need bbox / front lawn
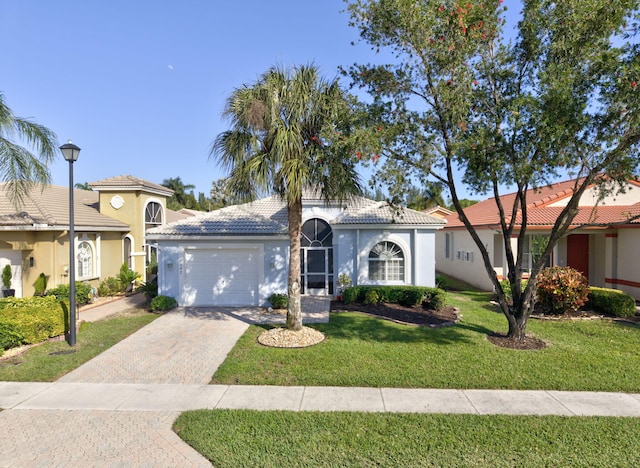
[212,291,640,392]
[174,410,640,467]
[0,309,158,381]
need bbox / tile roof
[89,175,173,196]
[0,184,129,230]
[445,178,640,229]
[147,194,445,238]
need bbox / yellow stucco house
[0,175,185,297]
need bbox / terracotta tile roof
[89,175,173,196]
[445,178,640,229]
[0,184,129,230]
[147,194,445,238]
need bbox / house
[435,178,640,299]
[423,206,454,219]
[0,175,189,297]
[146,192,446,307]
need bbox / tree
[74,182,92,191]
[209,178,245,210]
[0,92,58,204]
[346,0,640,340]
[161,177,199,210]
[212,64,367,331]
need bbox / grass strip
[212,291,640,392]
[0,310,157,381]
[175,410,640,467]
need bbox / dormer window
[145,201,163,231]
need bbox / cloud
[168,65,174,71]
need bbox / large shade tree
[212,64,367,331]
[0,92,58,204]
[346,0,640,340]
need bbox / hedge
[0,296,67,349]
[46,282,94,306]
[342,285,446,310]
[587,287,637,318]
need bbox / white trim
[359,234,411,285]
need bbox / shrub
[268,293,288,309]
[536,266,589,315]
[33,273,48,296]
[424,288,447,311]
[0,296,66,344]
[98,276,123,296]
[119,263,141,292]
[150,295,177,312]
[588,287,636,318]
[136,280,158,300]
[400,289,425,307]
[364,289,380,305]
[46,282,94,305]
[2,264,12,289]
[0,322,25,350]
[342,286,358,304]
[499,279,529,302]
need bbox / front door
[300,218,334,296]
[567,234,589,280]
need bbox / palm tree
[0,92,58,204]
[212,64,364,331]
[161,177,198,210]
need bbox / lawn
[212,291,640,392]
[174,410,640,467]
[0,309,158,381]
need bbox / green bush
[33,273,48,296]
[136,280,158,300]
[536,266,589,315]
[46,282,94,305]
[588,287,637,318]
[364,289,380,305]
[0,296,66,344]
[0,322,25,350]
[150,295,177,312]
[98,276,123,296]
[268,293,288,309]
[341,286,446,310]
[119,263,141,292]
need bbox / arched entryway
[300,218,334,295]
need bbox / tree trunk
[286,198,303,331]
[506,314,527,341]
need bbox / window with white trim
[77,240,94,279]
[368,241,405,281]
[145,201,163,231]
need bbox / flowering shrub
[536,266,589,315]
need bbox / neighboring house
[0,175,190,297]
[423,206,454,219]
[436,178,640,299]
[146,192,446,307]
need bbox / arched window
[77,240,94,279]
[301,218,332,247]
[123,236,133,268]
[368,241,405,281]
[145,201,163,231]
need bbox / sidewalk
[1,295,639,466]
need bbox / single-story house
[146,192,446,307]
[0,175,190,297]
[436,178,640,299]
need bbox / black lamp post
[60,140,81,346]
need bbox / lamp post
[60,140,81,346]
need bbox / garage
[181,247,261,306]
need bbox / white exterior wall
[548,182,640,207]
[616,229,640,299]
[435,229,496,291]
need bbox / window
[445,232,454,259]
[77,241,94,279]
[145,201,163,231]
[368,241,405,281]
[123,236,133,268]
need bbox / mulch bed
[330,301,460,328]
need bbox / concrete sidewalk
[2,381,640,417]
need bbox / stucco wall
[616,229,640,299]
[435,229,495,291]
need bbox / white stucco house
[146,193,446,307]
[436,177,640,300]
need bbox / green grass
[212,291,640,392]
[0,309,158,381]
[174,410,640,467]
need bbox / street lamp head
[60,140,81,162]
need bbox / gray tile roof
[147,194,445,238]
[89,175,173,196]
[0,184,129,230]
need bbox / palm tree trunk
[286,197,303,331]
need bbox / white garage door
[183,248,260,306]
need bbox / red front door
[567,234,589,280]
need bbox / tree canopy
[345,0,640,339]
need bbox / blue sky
[2,1,521,201]
[2,0,373,197]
